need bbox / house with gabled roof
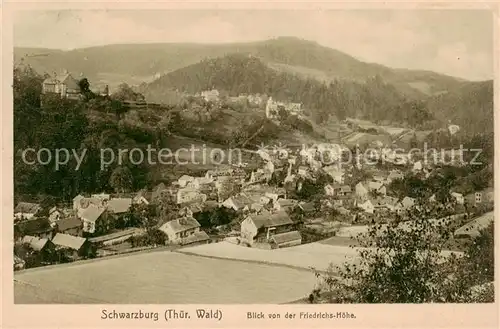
[151,182,168,201]
[270,230,302,248]
[177,175,195,188]
[80,204,106,234]
[42,70,81,99]
[133,188,153,205]
[367,181,387,196]
[56,215,83,236]
[357,199,375,214]
[386,170,404,184]
[48,206,74,226]
[21,235,52,252]
[106,197,132,214]
[14,217,54,240]
[159,216,210,245]
[51,233,89,260]
[395,196,416,214]
[373,196,399,213]
[355,182,369,200]
[222,193,254,212]
[273,198,299,212]
[240,210,294,245]
[14,202,42,220]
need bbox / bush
[312,202,495,303]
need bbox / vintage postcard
[2,1,498,328]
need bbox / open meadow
[14,251,317,304]
[180,241,363,272]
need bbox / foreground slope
[14,251,316,304]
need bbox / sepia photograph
[10,7,495,307]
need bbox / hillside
[141,54,434,127]
[425,80,494,134]
[15,37,465,95]
[141,53,493,134]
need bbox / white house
[159,216,209,245]
[450,192,464,205]
[324,184,336,196]
[355,182,369,200]
[42,70,81,99]
[80,204,105,234]
[222,193,253,212]
[201,89,220,102]
[358,199,375,214]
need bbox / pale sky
[14,9,494,80]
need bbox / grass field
[14,251,316,304]
[180,241,363,272]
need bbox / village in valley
[12,9,495,304]
[14,70,493,281]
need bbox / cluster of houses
[265,97,303,119]
[13,193,142,269]
[13,140,494,269]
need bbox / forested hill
[141,53,493,134]
[425,80,494,134]
[16,37,465,95]
[141,54,431,128]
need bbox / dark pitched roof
[14,202,41,214]
[21,235,49,251]
[251,210,293,229]
[52,233,86,250]
[299,202,316,212]
[180,231,210,245]
[271,231,302,244]
[152,182,167,200]
[106,198,132,214]
[80,205,105,223]
[15,218,52,235]
[57,216,82,232]
[340,185,352,193]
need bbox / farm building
[240,210,295,246]
[88,228,145,247]
[270,231,302,248]
[56,215,83,236]
[51,233,89,260]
